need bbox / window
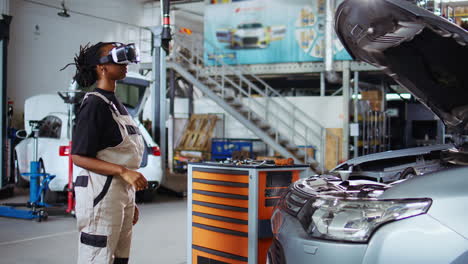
[38,116,62,139]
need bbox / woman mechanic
[65,42,148,264]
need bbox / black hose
[400,167,416,180]
[38,158,46,174]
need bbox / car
[232,22,269,48]
[14,72,163,203]
[267,0,468,263]
[216,22,286,49]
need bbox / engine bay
[294,147,466,199]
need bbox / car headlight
[296,197,432,242]
[282,191,309,215]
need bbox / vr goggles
[98,43,140,65]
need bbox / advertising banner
[204,0,352,65]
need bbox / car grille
[268,238,286,264]
[243,37,258,45]
[216,32,229,38]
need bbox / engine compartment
[294,147,465,199]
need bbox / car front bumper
[269,208,468,264]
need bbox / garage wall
[8,0,147,128]
[158,96,344,144]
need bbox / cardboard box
[361,90,383,101]
[369,100,383,111]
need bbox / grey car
[267,0,468,263]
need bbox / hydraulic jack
[0,120,56,222]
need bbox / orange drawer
[192,204,248,221]
[193,193,248,208]
[192,226,248,257]
[193,171,249,183]
[192,249,247,264]
[193,182,249,196]
[258,238,273,264]
[192,215,248,233]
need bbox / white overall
[74,92,144,264]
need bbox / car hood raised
[335,0,468,135]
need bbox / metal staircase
[167,33,339,166]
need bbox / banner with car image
[204,0,352,65]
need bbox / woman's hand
[133,206,139,225]
[120,167,148,191]
[71,155,148,190]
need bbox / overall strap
[82,92,120,115]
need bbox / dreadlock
[61,42,113,88]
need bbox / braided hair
[61,42,115,87]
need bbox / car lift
[57,90,83,215]
[0,121,56,222]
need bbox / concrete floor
[0,189,187,264]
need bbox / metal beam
[0,39,3,188]
[353,71,359,159]
[168,69,175,173]
[324,0,335,73]
[342,61,351,161]
[320,72,325,96]
[159,1,167,179]
[188,82,193,118]
[150,27,162,142]
[202,61,380,76]
[169,69,175,116]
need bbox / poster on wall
[204,0,352,66]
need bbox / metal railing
[169,32,340,166]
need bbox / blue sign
[204,0,352,65]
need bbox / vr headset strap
[98,55,113,64]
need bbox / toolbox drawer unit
[187,163,309,264]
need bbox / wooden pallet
[176,114,219,152]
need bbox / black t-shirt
[71,88,129,158]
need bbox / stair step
[258,123,271,130]
[266,129,276,137]
[251,117,261,123]
[294,154,306,161]
[238,109,249,115]
[229,101,243,108]
[278,138,289,145]
[224,95,236,102]
[209,86,223,93]
[286,146,299,152]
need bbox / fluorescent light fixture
[351,93,412,100]
[386,93,412,100]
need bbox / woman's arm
[72,154,148,191]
